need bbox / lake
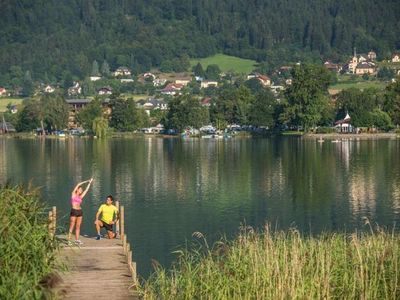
[1,136,400,277]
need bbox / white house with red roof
[392,53,400,63]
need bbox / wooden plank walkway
[58,236,139,299]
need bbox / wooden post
[52,206,57,236]
[126,242,130,256]
[48,211,53,237]
[131,262,137,284]
[115,201,120,236]
[128,250,132,266]
[120,206,125,241]
[123,234,127,253]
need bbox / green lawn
[190,54,257,74]
[330,81,388,91]
[0,98,24,112]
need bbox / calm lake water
[1,137,400,276]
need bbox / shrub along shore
[141,226,400,299]
[0,185,59,299]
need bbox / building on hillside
[68,82,82,96]
[335,113,354,133]
[44,85,55,93]
[113,67,131,77]
[368,51,377,61]
[174,78,191,86]
[0,87,7,96]
[160,83,184,95]
[247,73,272,86]
[324,61,342,73]
[392,53,400,63]
[120,78,134,83]
[153,78,167,87]
[137,98,167,115]
[354,62,377,75]
[90,76,102,81]
[200,80,218,89]
[98,87,112,95]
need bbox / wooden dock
[48,205,139,299]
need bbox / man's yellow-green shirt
[98,204,118,224]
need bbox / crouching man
[94,195,119,240]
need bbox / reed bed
[0,185,59,299]
[141,225,400,299]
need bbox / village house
[44,85,55,93]
[98,86,112,95]
[68,82,82,96]
[247,73,272,86]
[0,87,7,96]
[113,67,131,77]
[120,78,134,83]
[160,83,184,95]
[174,77,191,86]
[323,61,342,73]
[392,53,400,63]
[137,98,167,115]
[200,80,218,89]
[90,76,102,81]
[368,51,377,61]
[153,78,167,87]
[346,50,377,75]
[143,72,156,80]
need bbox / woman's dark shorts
[100,221,113,232]
[70,208,83,217]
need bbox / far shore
[303,132,400,139]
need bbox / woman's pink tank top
[71,195,82,206]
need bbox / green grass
[190,54,257,74]
[330,81,388,91]
[0,98,24,112]
[140,226,400,299]
[0,185,60,299]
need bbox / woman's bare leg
[75,216,82,241]
[68,216,76,240]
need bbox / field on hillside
[190,54,257,74]
[0,98,23,112]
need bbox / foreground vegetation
[141,226,400,299]
[0,185,59,299]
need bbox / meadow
[190,54,257,74]
[0,98,23,112]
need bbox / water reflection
[0,137,399,276]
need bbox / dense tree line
[0,0,399,86]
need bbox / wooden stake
[52,206,57,236]
[48,211,53,237]
[115,201,120,235]
[120,206,125,240]
[123,234,127,253]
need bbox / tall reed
[141,225,400,299]
[0,185,59,299]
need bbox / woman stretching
[68,178,93,244]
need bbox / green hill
[190,54,257,74]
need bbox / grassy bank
[0,185,59,299]
[141,226,400,299]
[190,54,256,74]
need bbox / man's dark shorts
[70,208,83,217]
[100,220,113,232]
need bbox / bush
[0,185,59,299]
[316,126,336,133]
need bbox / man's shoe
[75,240,84,245]
[95,235,101,240]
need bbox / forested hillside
[0,0,399,83]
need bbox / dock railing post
[120,205,125,241]
[48,210,53,237]
[52,206,57,236]
[115,201,120,236]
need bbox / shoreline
[303,133,400,140]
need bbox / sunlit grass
[190,54,257,74]
[141,225,400,299]
[0,185,59,299]
[0,98,24,112]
